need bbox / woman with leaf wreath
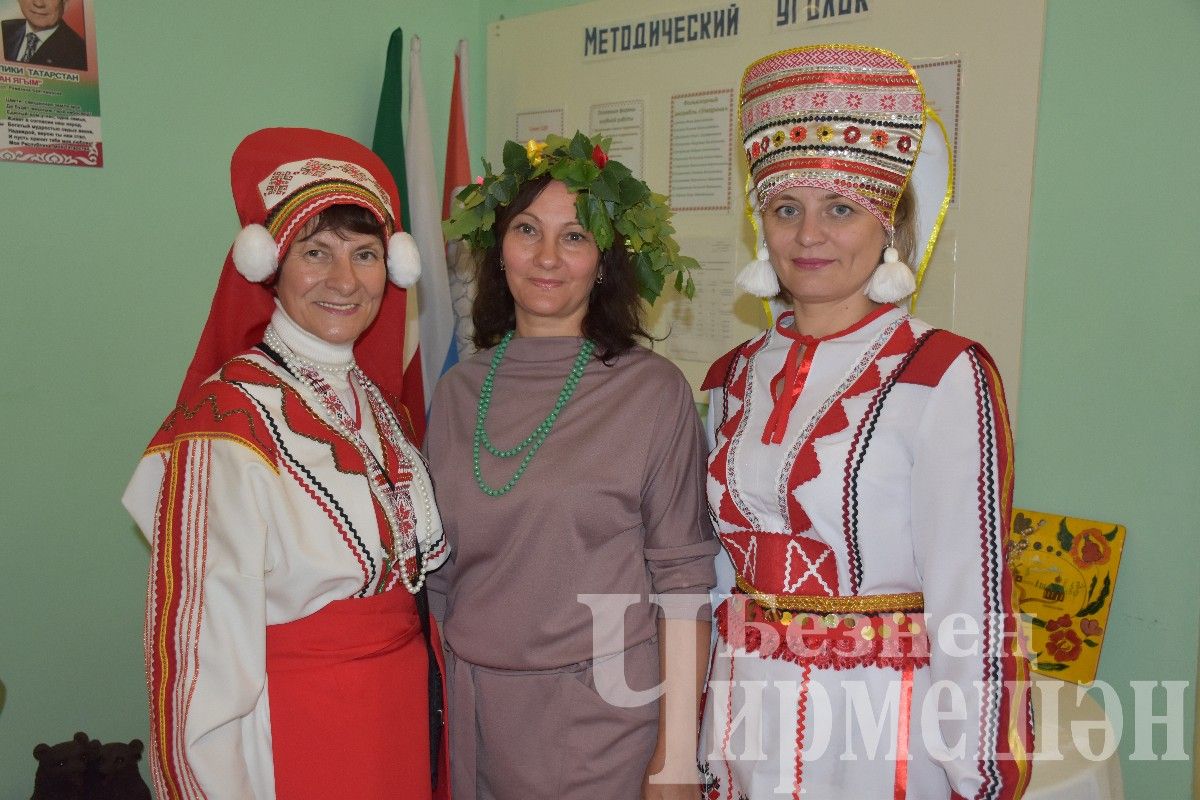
[432,132,718,799]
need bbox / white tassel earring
[735,210,781,298]
[864,236,916,304]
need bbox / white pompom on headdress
[734,181,781,298]
[232,224,279,283]
[387,231,421,287]
[864,244,916,304]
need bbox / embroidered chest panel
[707,317,923,596]
[228,355,409,597]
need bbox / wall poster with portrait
[485,0,1046,417]
[0,0,101,167]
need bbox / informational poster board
[0,0,101,167]
[486,0,1045,410]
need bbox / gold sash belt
[735,575,924,614]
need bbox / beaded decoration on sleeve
[443,132,698,304]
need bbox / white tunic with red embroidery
[699,306,1032,800]
[123,309,448,799]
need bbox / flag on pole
[406,35,458,406]
[441,40,471,221]
[443,39,476,358]
[370,27,426,444]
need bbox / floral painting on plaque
[1008,509,1126,684]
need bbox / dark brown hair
[891,185,917,266]
[471,175,649,362]
[290,204,389,252]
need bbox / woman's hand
[641,748,701,800]
[641,774,700,800]
[641,616,709,799]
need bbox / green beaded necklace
[473,330,596,497]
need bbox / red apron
[266,587,449,799]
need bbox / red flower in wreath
[1045,628,1083,662]
[591,144,608,169]
[761,135,771,152]
[843,126,862,145]
[751,142,761,159]
[1070,527,1112,568]
[1044,614,1072,632]
[897,135,913,154]
[870,129,889,149]
[790,125,807,143]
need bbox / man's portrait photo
[3,0,87,70]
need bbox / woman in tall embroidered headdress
[698,46,1033,799]
[435,132,718,799]
[123,128,449,799]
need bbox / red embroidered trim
[838,324,919,594]
[719,530,840,598]
[722,656,736,800]
[894,662,913,800]
[786,318,911,540]
[793,661,812,800]
[715,596,930,671]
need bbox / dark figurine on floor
[30,733,150,800]
[90,740,150,800]
[31,732,96,800]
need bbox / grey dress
[426,336,718,799]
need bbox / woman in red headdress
[124,128,449,799]
[698,47,1033,799]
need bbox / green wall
[1017,2,1200,797]
[1,1,1195,798]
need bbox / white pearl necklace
[264,328,353,379]
[264,327,433,594]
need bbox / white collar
[22,23,59,44]
[265,302,356,385]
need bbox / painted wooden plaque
[1009,509,1126,684]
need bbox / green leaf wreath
[442,132,698,304]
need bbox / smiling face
[275,222,388,346]
[762,186,887,325]
[18,0,67,31]
[500,180,600,337]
